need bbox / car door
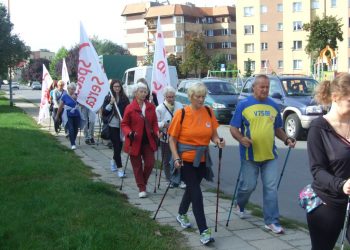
[269,78,285,112]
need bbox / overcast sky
[0,0,236,53]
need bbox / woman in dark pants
[306,73,350,250]
[102,79,129,177]
[168,82,225,245]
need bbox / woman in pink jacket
[121,82,159,198]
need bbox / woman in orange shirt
[168,82,225,245]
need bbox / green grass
[0,95,188,250]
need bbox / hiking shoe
[176,214,191,228]
[236,205,246,219]
[90,138,95,145]
[200,228,213,245]
[139,191,147,198]
[264,223,284,234]
[71,145,76,150]
[117,169,126,178]
[110,160,117,172]
[179,182,186,189]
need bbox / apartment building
[30,49,55,61]
[236,0,350,75]
[121,2,236,65]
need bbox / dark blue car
[175,78,239,124]
[239,75,325,139]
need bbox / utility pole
[7,0,14,106]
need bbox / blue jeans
[66,116,80,146]
[236,159,280,225]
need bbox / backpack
[180,106,211,125]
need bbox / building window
[222,42,232,48]
[175,45,183,52]
[261,5,267,13]
[244,7,254,16]
[277,3,283,12]
[206,29,214,36]
[331,0,336,7]
[207,17,213,23]
[174,30,183,38]
[245,43,254,53]
[293,21,303,31]
[293,41,302,50]
[348,38,350,48]
[244,60,256,71]
[278,42,283,49]
[278,60,284,68]
[225,54,235,61]
[277,23,283,31]
[261,24,268,32]
[244,25,254,35]
[174,16,184,23]
[293,59,302,69]
[293,2,302,12]
[207,43,214,49]
[261,60,267,69]
[311,0,320,9]
[261,42,268,50]
[222,29,230,35]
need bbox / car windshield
[205,81,237,95]
[281,78,318,96]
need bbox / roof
[200,6,235,16]
[121,3,150,16]
[145,4,204,18]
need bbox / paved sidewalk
[13,95,311,250]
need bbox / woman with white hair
[56,82,81,150]
[121,82,159,198]
[156,86,184,187]
[168,82,225,245]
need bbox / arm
[169,135,182,169]
[156,106,164,129]
[275,128,296,148]
[52,90,59,107]
[211,128,225,148]
[120,107,132,136]
[230,126,252,148]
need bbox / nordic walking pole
[341,196,350,250]
[157,139,166,189]
[154,139,160,193]
[215,138,224,232]
[277,147,292,190]
[96,112,102,146]
[120,133,134,191]
[153,169,177,220]
[226,166,242,227]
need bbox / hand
[240,137,253,148]
[343,180,350,195]
[174,158,183,169]
[128,131,135,141]
[215,138,225,148]
[285,137,296,148]
[110,96,115,105]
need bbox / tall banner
[77,22,110,112]
[38,64,53,123]
[151,16,171,104]
[61,58,70,90]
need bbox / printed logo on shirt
[253,110,271,116]
[205,121,211,128]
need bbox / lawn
[0,94,187,250]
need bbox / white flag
[151,16,171,104]
[77,22,110,112]
[38,64,53,123]
[61,58,70,90]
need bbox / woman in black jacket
[102,79,130,177]
[306,73,350,250]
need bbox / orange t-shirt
[168,106,219,162]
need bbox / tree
[91,36,129,56]
[21,58,50,82]
[65,45,79,82]
[180,34,208,78]
[244,58,253,77]
[209,53,227,71]
[167,54,183,78]
[142,52,154,66]
[303,15,343,59]
[0,3,30,79]
[49,47,68,79]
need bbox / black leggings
[178,162,207,234]
[307,203,349,250]
[109,127,123,169]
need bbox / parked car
[175,78,239,123]
[239,75,324,139]
[11,82,20,90]
[31,81,42,90]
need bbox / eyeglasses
[166,95,175,98]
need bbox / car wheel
[284,113,302,139]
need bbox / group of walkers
[48,73,350,248]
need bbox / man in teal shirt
[230,75,296,234]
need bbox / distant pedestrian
[121,82,159,198]
[52,80,66,134]
[155,86,184,188]
[229,74,296,234]
[56,82,82,150]
[80,105,96,145]
[306,73,350,250]
[102,79,130,177]
[168,82,225,245]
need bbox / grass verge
[0,94,188,250]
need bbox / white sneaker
[71,145,76,150]
[179,182,186,189]
[264,223,284,234]
[117,169,126,178]
[110,160,117,172]
[236,205,246,219]
[139,191,147,198]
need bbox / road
[7,84,312,224]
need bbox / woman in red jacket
[121,82,159,198]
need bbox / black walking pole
[226,166,242,227]
[341,196,350,250]
[120,134,134,191]
[215,138,223,232]
[153,169,177,220]
[157,140,166,189]
[96,112,102,146]
[153,139,160,193]
[277,147,291,190]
